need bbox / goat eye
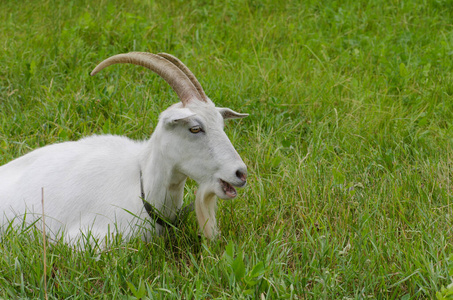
[189,126,202,134]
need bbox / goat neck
[140,125,187,223]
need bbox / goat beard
[195,183,218,240]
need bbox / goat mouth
[220,179,237,198]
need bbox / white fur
[0,99,247,244]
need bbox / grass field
[1,0,453,298]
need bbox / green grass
[1,0,453,298]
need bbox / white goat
[0,52,248,244]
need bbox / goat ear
[163,108,196,125]
[217,107,249,120]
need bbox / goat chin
[195,183,219,240]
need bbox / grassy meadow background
[1,0,453,298]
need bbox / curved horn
[90,52,202,105]
[157,53,208,103]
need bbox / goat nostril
[236,170,247,182]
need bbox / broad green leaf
[248,261,266,279]
[232,250,245,281]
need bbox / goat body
[0,52,248,244]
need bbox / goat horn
[90,52,202,105]
[157,53,208,103]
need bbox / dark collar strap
[139,170,194,228]
[140,170,168,227]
